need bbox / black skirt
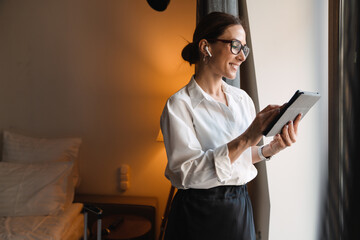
[164,185,255,240]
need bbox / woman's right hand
[228,104,282,164]
[242,104,282,147]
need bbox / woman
[160,12,301,240]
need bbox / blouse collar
[187,75,242,108]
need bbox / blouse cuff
[214,144,232,183]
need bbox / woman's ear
[199,39,212,57]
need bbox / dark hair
[182,12,243,65]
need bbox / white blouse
[160,76,258,189]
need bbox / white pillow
[2,131,81,162]
[2,131,82,208]
[0,161,73,217]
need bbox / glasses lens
[243,46,250,58]
[231,40,242,55]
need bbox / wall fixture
[117,164,130,191]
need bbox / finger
[281,124,292,146]
[288,121,297,142]
[261,104,281,113]
[294,113,302,123]
[280,102,288,109]
[261,108,281,127]
[257,108,281,134]
[293,113,302,135]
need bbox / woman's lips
[230,63,239,71]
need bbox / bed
[0,203,84,240]
[0,130,84,240]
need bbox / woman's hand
[242,105,282,147]
[228,105,281,163]
[265,113,302,156]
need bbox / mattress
[0,203,84,240]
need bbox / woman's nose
[236,51,246,61]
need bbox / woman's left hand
[267,113,302,155]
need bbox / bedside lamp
[156,129,176,240]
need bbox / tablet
[263,90,321,137]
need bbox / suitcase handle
[83,204,103,240]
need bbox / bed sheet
[61,214,84,240]
[0,203,83,240]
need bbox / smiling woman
[160,11,301,240]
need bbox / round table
[92,214,151,240]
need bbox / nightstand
[75,194,157,240]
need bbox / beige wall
[248,0,328,239]
[0,0,196,236]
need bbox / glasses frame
[208,39,250,58]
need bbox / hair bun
[181,42,199,65]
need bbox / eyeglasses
[208,39,250,58]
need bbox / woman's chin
[224,73,237,80]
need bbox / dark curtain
[197,1,270,240]
[327,0,360,239]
